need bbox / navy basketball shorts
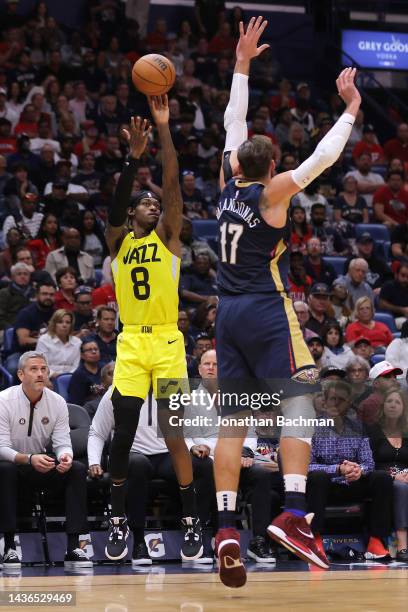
[215,292,319,416]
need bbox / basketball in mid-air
[132,54,176,96]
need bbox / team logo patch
[292,368,320,384]
[41,417,49,425]
[19,418,26,425]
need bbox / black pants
[239,466,284,537]
[306,470,393,538]
[126,452,215,531]
[0,460,88,535]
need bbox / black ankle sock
[4,533,15,551]
[284,491,306,513]
[179,482,197,518]
[111,481,126,517]
[218,510,236,529]
[132,528,145,551]
[67,534,79,552]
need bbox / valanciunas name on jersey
[122,243,161,265]
[216,196,261,229]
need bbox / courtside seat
[53,374,72,401]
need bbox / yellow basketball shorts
[112,324,188,399]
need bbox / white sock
[216,491,237,512]
[284,474,307,494]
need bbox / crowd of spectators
[0,0,408,567]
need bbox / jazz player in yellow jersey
[104,96,203,562]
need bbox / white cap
[368,360,402,380]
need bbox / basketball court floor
[1,560,407,611]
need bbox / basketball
[132,54,176,96]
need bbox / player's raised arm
[261,67,362,227]
[105,117,152,257]
[148,94,183,256]
[221,16,269,189]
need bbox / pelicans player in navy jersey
[214,17,362,587]
[104,96,202,563]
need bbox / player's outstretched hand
[148,94,170,126]
[336,67,361,107]
[122,116,152,160]
[236,15,269,62]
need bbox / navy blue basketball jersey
[216,178,290,295]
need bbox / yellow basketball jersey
[111,230,180,325]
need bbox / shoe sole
[131,558,153,567]
[2,563,21,569]
[247,549,276,563]
[64,561,93,569]
[267,525,329,569]
[364,552,390,560]
[105,527,129,561]
[180,544,204,562]
[217,539,247,588]
[182,556,214,565]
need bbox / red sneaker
[267,511,329,569]
[365,536,390,560]
[215,528,247,588]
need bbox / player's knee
[279,394,315,439]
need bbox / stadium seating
[355,224,390,242]
[53,374,72,401]
[323,256,347,277]
[1,327,14,360]
[371,354,386,366]
[0,365,13,390]
[374,311,397,333]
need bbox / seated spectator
[293,301,319,342]
[45,227,95,285]
[306,335,325,370]
[34,144,57,193]
[83,306,117,364]
[334,175,369,224]
[320,322,353,369]
[304,238,337,287]
[88,387,215,565]
[307,380,393,560]
[305,283,336,337]
[270,80,295,116]
[54,266,78,311]
[373,171,408,229]
[352,337,374,363]
[337,259,374,310]
[310,204,349,256]
[83,361,115,419]
[290,205,312,253]
[345,152,385,209]
[208,22,235,55]
[180,216,217,272]
[0,228,26,279]
[2,192,43,240]
[0,119,16,157]
[43,164,88,206]
[5,281,56,378]
[352,124,385,164]
[287,251,312,302]
[78,210,107,269]
[36,309,81,378]
[0,263,34,339]
[282,122,310,165]
[181,171,207,220]
[344,233,393,292]
[0,351,91,570]
[187,332,213,378]
[368,387,408,561]
[4,162,38,206]
[27,213,63,270]
[29,119,60,155]
[290,94,314,135]
[329,280,351,329]
[180,253,218,310]
[345,296,393,348]
[67,340,102,406]
[7,136,40,176]
[391,217,408,261]
[73,123,106,159]
[94,135,123,176]
[73,153,102,196]
[319,365,347,381]
[384,123,408,164]
[73,286,95,338]
[135,165,163,201]
[184,349,281,563]
[177,309,195,356]
[345,356,371,406]
[385,320,408,377]
[190,301,217,340]
[92,281,116,309]
[379,261,408,329]
[358,361,402,426]
[291,180,328,223]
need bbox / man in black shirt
[73,286,95,337]
[343,233,393,290]
[391,221,408,260]
[180,254,218,309]
[305,283,336,337]
[5,282,56,378]
[379,262,408,328]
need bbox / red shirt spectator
[352,124,385,164]
[345,320,393,348]
[92,284,117,309]
[373,171,408,227]
[208,23,236,54]
[384,123,408,163]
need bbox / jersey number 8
[220,222,244,264]
[131,266,150,300]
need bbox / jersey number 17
[219,222,244,264]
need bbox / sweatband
[108,157,139,227]
[224,72,249,152]
[292,112,355,188]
